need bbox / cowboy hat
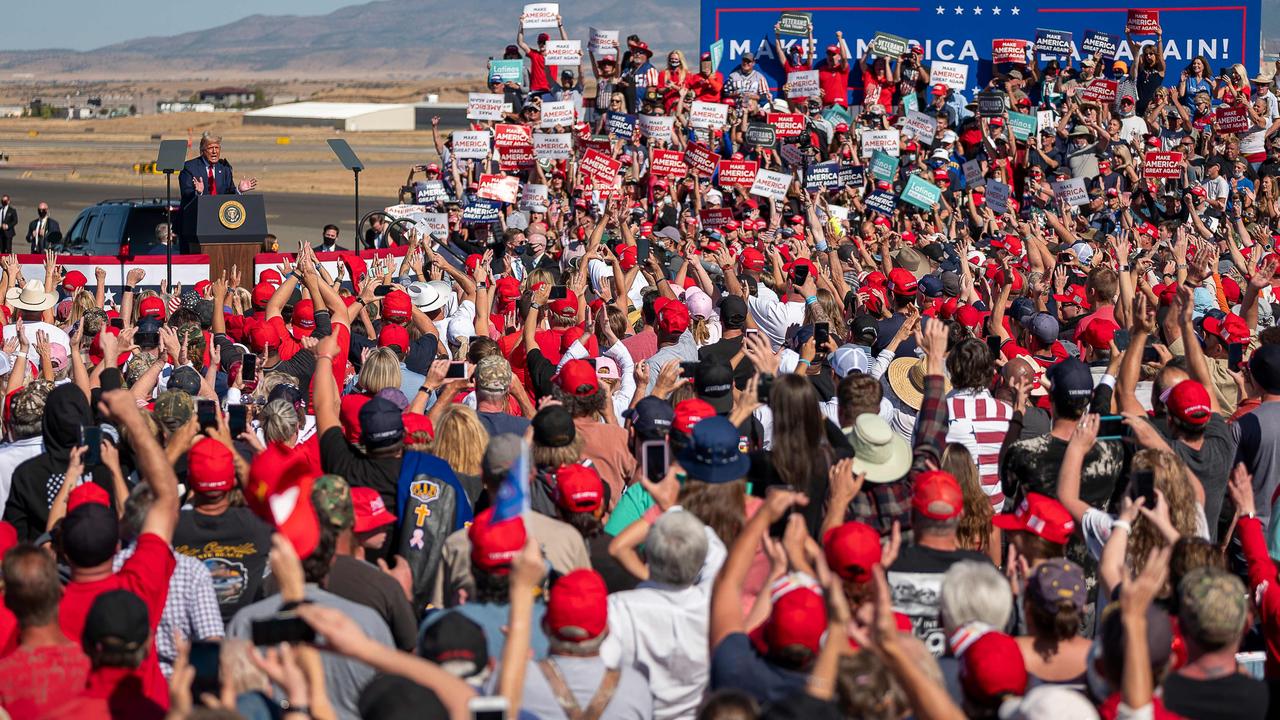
[6,280,56,312]
[886,356,951,410]
[406,281,448,313]
[845,414,912,483]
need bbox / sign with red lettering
[494,124,535,170]
[1143,151,1184,178]
[684,142,721,178]
[717,159,759,187]
[477,174,520,204]
[580,149,622,185]
[650,149,688,178]
[766,112,806,138]
[1126,9,1160,34]
[1215,105,1251,133]
[992,39,1029,64]
[700,208,735,228]
[1080,79,1118,103]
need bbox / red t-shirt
[861,70,894,109]
[527,49,550,92]
[0,643,91,720]
[0,605,17,656]
[818,61,850,106]
[58,533,176,713]
[45,666,165,720]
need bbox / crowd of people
[2,8,1280,720]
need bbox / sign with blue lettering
[699,0,1259,103]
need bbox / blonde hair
[429,405,488,477]
[944,444,994,554]
[65,289,95,328]
[1128,449,1200,573]
[358,348,402,394]
[690,315,711,345]
[260,399,300,445]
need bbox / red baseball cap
[548,288,579,318]
[245,446,320,559]
[188,437,235,494]
[1202,313,1249,344]
[379,324,411,353]
[991,235,1023,256]
[823,521,882,583]
[1079,319,1119,349]
[931,83,948,96]
[251,282,275,309]
[672,398,716,435]
[546,569,609,641]
[654,297,690,334]
[555,464,604,513]
[340,394,372,445]
[1165,379,1212,426]
[912,470,963,520]
[62,270,88,293]
[954,303,988,329]
[739,248,766,271]
[402,412,434,443]
[992,492,1075,545]
[382,289,412,322]
[291,299,316,336]
[468,508,526,576]
[67,482,111,513]
[888,268,918,296]
[959,631,1028,703]
[553,359,600,397]
[260,269,284,287]
[351,486,397,533]
[194,280,211,297]
[248,322,280,355]
[750,582,828,659]
[139,296,166,319]
[617,245,638,271]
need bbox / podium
[191,194,268,281]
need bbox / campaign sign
[902,110,937,143]
[685,142,721,177]
[870,151,900,181]
[767,112,806,138]
[992,39,1028,64]
[639,114,675,141]
[977,93,1006,117]
[489,59,523,83]
[533,132,572,159]
[778,11,812,35]
[519,184,549,211]
[963,159,985,187]
[745,122,777,148]
[1215,105,1251,133]
[779,143,804,166]
[870,31,909,57]
[690,101,729,129]
[1081,30,1121,59]
[838,165,866,187]
[453,131,491,159]
[580,149,622,184]
[862,129,900,157]
[478,174,520,204]
[418,212,449,238]
[1007,111,1037,140]
[787,70,820,98]
[1143,151,1184,178]
[650,148,688,177]
[468,93,505,121]
[901,175,942,210]
[804,161,842,190]
[1035,29,1073,57]
[699,0,1260,104]
[1080,79,1118,104]
[413,180,450,205]
[1127,9,1160,35]
[718,159,759,187]
[605,111,638,140]
[985,179,1011,214]
[544,40,581,64]
[701,208,736,228]
[540,100,575,127]
[522,3,558,28]
[1051,177,1089,206]
[462,198,502,224]
[932,61,968,91]
[750,168,792,200]
[589,28,619,57]
[865,190,898,216]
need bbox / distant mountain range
[0,0,698,80]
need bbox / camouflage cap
[311,474,354,531]
[475,355,513,394]
[10,382,51,430]
[153,390,194,432]
[1178,567,1247,648]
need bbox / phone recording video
[197,400,218,432]
[814,322,830,347]
[445,361,469,379]
[641,440,670,484]
[549,285,568,300]
[1097,415,1126,441]
[250,613,316,646]
[228,405,248,437]
[79,425,102,467]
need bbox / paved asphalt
[0,174,397,250]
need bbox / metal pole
[354,168,360,243]
[165,172,173,286]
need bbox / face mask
[38,210,47,217]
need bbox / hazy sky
[5,0,356,51]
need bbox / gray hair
[645,510,709,588]
[940,560,1013,635]
[120,483,156,543]
[199,132,222,149]
[260,399,300,444]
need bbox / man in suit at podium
[178,133,258,241]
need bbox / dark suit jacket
[26,217,60,244]
[0,206,15,241]
[178,157,238,234]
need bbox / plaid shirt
[114,542,224,677]
[847,375,949,536]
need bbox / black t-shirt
[1150,413,1237,538]
[289,555,417,651]
[173,507,273,622]
[478,411,531,438]
[700,336,755,388]
[1162,671,1268,720]
[318,426,403,512]
[888,544,993,656]
[587,533,639,594]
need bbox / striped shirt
[944,389,1013,510]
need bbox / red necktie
[207,166,217,196]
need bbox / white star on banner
[103,290,116,306]
[954,5,964,13]
[971,86,982,95]
[937,5,946,12]
[973,5,982,13]
[992,6,1002,14]
[1011,6,1020,14]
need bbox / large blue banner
[699,0,1260,103]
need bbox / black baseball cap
[622,396,674,441]
[720,296,748,330]
[83,589,150,653]
[1047,358,1094,402]
[417,613,489,679]
[695,362,735,415]
[1248,344,1280,394]
[61,503,120,568]
[168,365,203,396]
[532,405,575,448]
[358,674,448,720]
[359,397,405,449]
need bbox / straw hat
[886,356,951,410]
[845,414,912,483]
[5,280,56,312]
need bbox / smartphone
[1097,415,1126,441]
[986,335,1004,358]
[679,361,699,379]
[468,697,509,720]
[1131,469,1157,507]
[250,613,316,646]
[197,400,218,432]
[814,322,830,347]
[137,331,160,348]
[228,405,248,437]
[1228,342,1245,373]
[1058,252,1074,264]
[445,361,468,379]
[791,263,810,286]
[188,640,221,699]
[80,425,102,467]
[1113,329,1131,353]
[1142,345,1161,363]
[641,440,670,483]
[549,285,568,300]
[241,353,258,381]
[757,373,775,404]
[373,285,394,297]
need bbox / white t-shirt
[3,320,71,354]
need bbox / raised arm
[101,389,179,542]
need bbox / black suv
[56,198,187,255]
